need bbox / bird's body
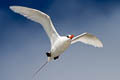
[49,36,71,61]
[10,6,103,74]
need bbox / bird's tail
[33,61,48,77]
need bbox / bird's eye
[67,36,69,38]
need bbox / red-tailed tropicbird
[10,6,103,75]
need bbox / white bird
[10,6,103,75]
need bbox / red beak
[69,35,74,39]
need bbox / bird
[10,6,103,75]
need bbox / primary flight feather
[10,6,60,46]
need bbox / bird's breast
[51,37,71,57]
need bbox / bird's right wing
[71,32,103,48]
[10,6,60,46]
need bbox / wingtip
[9,6,17,11]
[100,44,104,48]
[97,42,103,48]
[9,6,16,9]
[99,40,104,48]
[9,6,13,10]
[9,6,22,10]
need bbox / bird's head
[67,34,74,39]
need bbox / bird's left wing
[10,6,60,46]
[71,32,103,48]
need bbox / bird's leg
[54,56,59,60]
[46,52,51,57]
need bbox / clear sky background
[1,0,120,80]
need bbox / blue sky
[1,0,120,80]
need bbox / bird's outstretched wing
[10,6,60,46]
[71,32,103,48]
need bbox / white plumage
[10,6,103,75]
[10,6,60,47]
[10,6,103,74]
[71,32,103,47]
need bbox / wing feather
[71,33,103,48]
[10,6,60,46]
